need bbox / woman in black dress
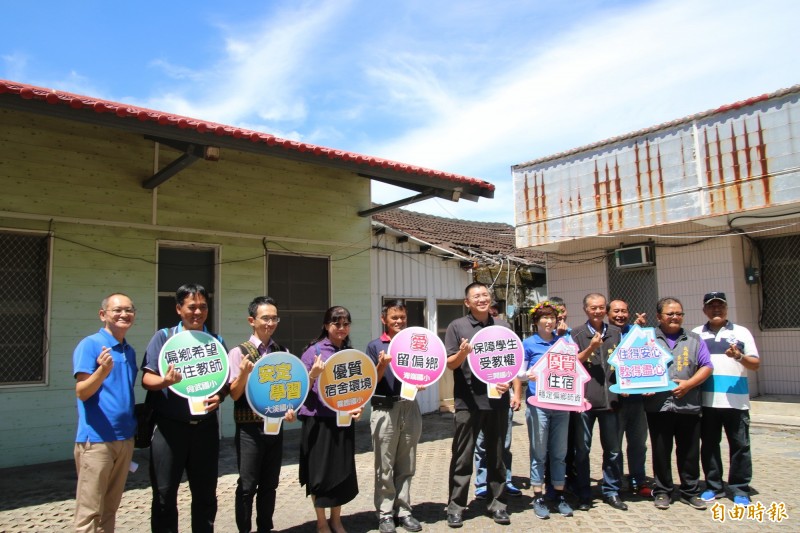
[298,306,363,533]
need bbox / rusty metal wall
[514,89,800,248]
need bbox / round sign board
[388,326,447,388]
[317,349,377,413]
[467,325,524,385]
[245,351,310,419]
[158,330,228,399]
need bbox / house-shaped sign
[527,337,591,412]
[608,325,676,394]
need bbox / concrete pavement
[1,395,797,532]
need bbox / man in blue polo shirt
[693,291,760,507]
[73,293,138,532]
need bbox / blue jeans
[617,398,648,485]
[474,406,513,490]
[574,410,623,498]
[525,404,570,487]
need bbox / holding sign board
[467,325,524,398]
[388,326,447,400]
[245,352,309,434]
[158,330,228,415]
[608,325,676,394]
[317,349,377,426]
[526,337,591,411]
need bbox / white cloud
[1,52,28,81]
[142,1,350,128]
[366,0,800,224]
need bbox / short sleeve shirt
[73,328,137,442]
[445,313,511,411]
[140,323,227,422]
[366,333,402,397]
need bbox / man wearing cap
[693,292,760,507]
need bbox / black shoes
[379,516,397,533]
[606,495,629,511]
[577,498,593,511]
[487,509,511,525]
[396,515,422,532]
[654,493,671,509]
[681,495,708,510]
[446,512,463,528]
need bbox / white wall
[544,220,800,396]
[369,231,471,413]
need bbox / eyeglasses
[330,321,351,328]
[259,316,280,324]
[106,307,136,315]
[662,312,685,318]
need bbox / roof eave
[0,85,494,204]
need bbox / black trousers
[447,409,508,513]
[149,415,219,533]
[235,423,283,533]
[646,411,701,500]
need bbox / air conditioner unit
[614,245,654,269]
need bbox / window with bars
[606,249,659,328]
[757,235,800,329]
[0,232,50,385]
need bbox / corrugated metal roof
[513,84,800,169]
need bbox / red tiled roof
[514,83,800,168]
[0,79,494,193]
[373,208,544,266]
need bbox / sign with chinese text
[158,330,229,415]
[608,325,676,394]
[318,349,377,426]
[467,325,524,398]
[526,338,591,411]
[388,327,447,400]
[246,351,309,434]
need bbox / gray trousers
[370,400,422,519]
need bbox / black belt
[371,395,402,408]
[156,414,215,426]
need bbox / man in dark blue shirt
[366,300,423,533]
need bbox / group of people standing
[514,290,759,524]
[70,285,422,533]
[71,282,759,532]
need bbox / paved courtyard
[1,407,797,532]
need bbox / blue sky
[2,0,798,224]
